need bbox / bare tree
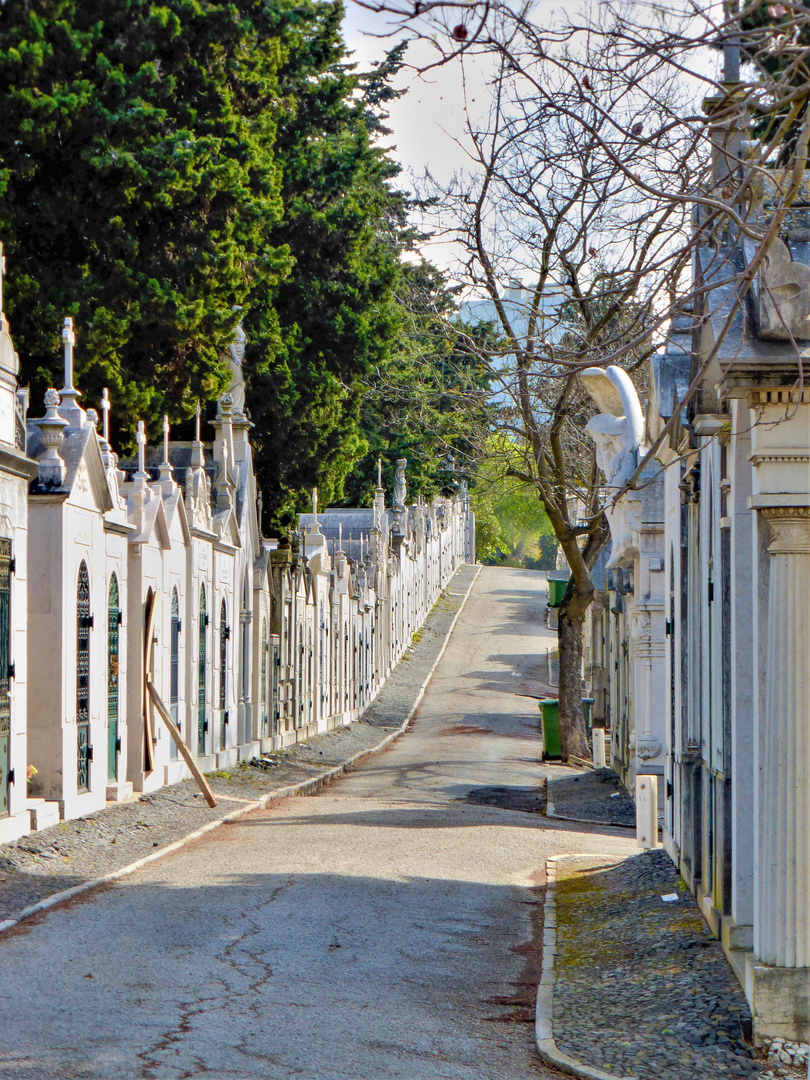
[356,0,810,756]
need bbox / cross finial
[162,414,170,465]
[195,399,201,442]
[136,420,147,476]
[312,486,318,523]
[62,317,76,392]
[100,388,111,443]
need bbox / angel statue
[222,308,247,415]
[580,365,645,567]
[393,458,407,510]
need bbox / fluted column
[756,507,810,967]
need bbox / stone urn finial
[36,388,67,485]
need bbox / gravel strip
[552,850,779,1080]
[0,564,478,923]
[549,767,636,826]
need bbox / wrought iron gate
[198,587,207,755]
[107,575,120,783]
[0,540,12,816]
[77,561,91,792]
[170,589,180,759]
[219,601,228,751]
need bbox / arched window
[170,588,181,759]
[77,562,91,791]
[107,575,120,784]
[198,586,207,756]
[219,599,228,750]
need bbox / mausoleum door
[198,587,208,756]
[170,589,180,761]
[219,600,228,751]
[107,575,120,784]
[271,639,280,737]
[0,540,12,817]
[77,562,92,792]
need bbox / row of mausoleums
[0,247,475,842]
[581,129,810,1039]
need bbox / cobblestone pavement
[552,851,783,1080]
[548,767,636,826]
[0,564,478,925]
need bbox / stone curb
[545,779,635,830]
[0,565,482,937]
[535,853,638,1080]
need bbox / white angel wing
[581,367,625,417]
[581,365,644,455]
[605,366,644,455]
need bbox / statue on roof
[223,310,247,415]
[581,365,645,569]
[393,458,407,511]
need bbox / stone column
[756,507,810,968]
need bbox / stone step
[27,798,61,832]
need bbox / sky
[340,0,723,283]
[341,2,492,187]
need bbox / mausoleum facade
[0,244,475,843]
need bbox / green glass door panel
[107,576,119,783]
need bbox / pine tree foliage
[0,0,291,432]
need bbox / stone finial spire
[191,399,205,471]
[100,388,111,444]
[338,521,343,552]
[62,317,75,392]
[135,420,148,481]
[377,458,382,489]
[312,486,318,523]
[158,413,174,489]
[35,388,67,486]
[58,316,83,421]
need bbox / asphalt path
[0,567,635,1080]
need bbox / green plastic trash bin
[540,698,595,759]
[547,578,570,607]
[539,699,562,760]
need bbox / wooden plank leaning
[143,593,157,774]
[147,681,218,808]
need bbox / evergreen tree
[341,259,494,507]
[247,19,411,528]
[0,0,291,432]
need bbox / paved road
[0,567,635,1080]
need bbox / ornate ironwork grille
[219,600,228,750]
[77,562,91,792]
[198,587,207,755]
[260,618,269,737]
[271,641,280,735]
[0,539,12,817]
[107,575,119,784]
[170,589,180,758]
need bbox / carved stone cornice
[751,387,810,406]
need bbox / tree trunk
[557,589,591,761]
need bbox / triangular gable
[213,505,242,549]
[162,488,192,548]
[59,426,115,514]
